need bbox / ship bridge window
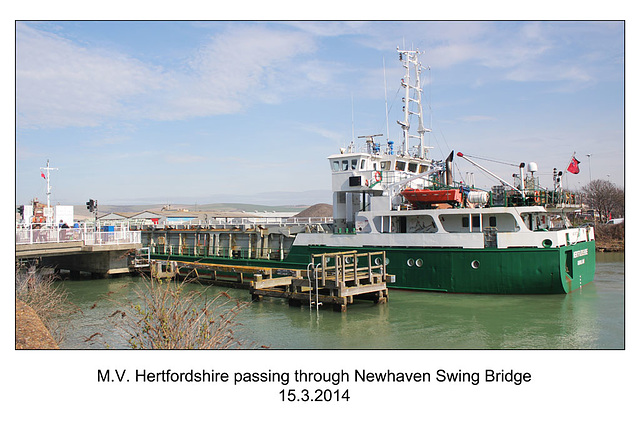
[408,163,418,173]
[351,159,358,170]
[419,164,429,173]
[381,161,391,170]
[360,159,366,169]
[342,160,349,171]
[395,161,406,171]
[332,161,340,171]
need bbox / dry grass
[595,223,625,251]
[15,268,77,344]
[112,275,253,349]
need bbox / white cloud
[16,23,320,128]
[284,21,370,38]
[16,22,164,129]
[16,21,621,133]
[153,25,318,118]
[298,123,345,142]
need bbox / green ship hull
[149,239,595,295]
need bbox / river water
[58,252,624,349]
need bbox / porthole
[374,257,382,266]
[542,239,552,248]
[407,258,415,267]
[385,257,390,266]
[471,260,480,269]
[415,258,423,267]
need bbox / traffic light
[86,199,95,212]
[17,206,24,216]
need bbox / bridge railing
[16,224,141,246]
[83,230,141,245]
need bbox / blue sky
[15,20,624,206]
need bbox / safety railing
[16,224,141,246]
[83,230,141,245]
[16,227,83,244]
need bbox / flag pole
[39,159,58,225]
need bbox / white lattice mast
[397,47,431,158]
[40,159,58,223]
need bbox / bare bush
[15,268,77,344]
[113,276,253,349]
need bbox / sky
[15,20,625,206]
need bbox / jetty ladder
[251,250,391,312]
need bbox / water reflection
[58,254,623,350]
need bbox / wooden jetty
[148,250,391,312]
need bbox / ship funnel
[445,150,454,186]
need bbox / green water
[58,252,624,349]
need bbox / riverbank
[15,299,58,349]
[595,223,625,252]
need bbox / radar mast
[397,47,431,159]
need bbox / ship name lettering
[573,249,588,258]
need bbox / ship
[142,47,595,294]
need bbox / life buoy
[374,171,382,182]
[365,179,369,187]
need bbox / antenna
[427,65,432,148]
[383,56,390,142]
[351,92,355,145]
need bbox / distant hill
[293,203,333,218]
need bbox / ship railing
[489,188,583,208]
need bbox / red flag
[567,156,580,174]
[40,172,46,179]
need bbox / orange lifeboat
[401,188,463,208]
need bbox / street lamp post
[586,154,592,183]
